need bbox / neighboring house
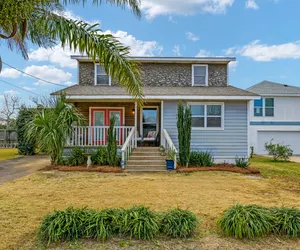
[247,80,300,155]
[52,56,258,167]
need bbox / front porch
[67,100,177,168]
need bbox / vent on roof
[284,84,288,87]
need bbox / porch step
[127,160,165,166]
[134,147,160,152]
[124,165,167,172]
[129,155,165,160]
[131,152,163,157]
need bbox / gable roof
[51,85,258,100]
[247,80,300,96]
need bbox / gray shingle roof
[52,85,257,97]
[247,80,300,96]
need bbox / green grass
[0,148,20,161]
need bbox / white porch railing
[68,126,134,147]
[121,127,137,168]
[162,129,178,169]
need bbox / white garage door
[257,131,300,155]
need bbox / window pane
[254,98,263,107]
[254,107,263,117]
[96,75,109,85]
[143,108,157,124]
[194,66,206,75]
[96,65,106,75]
[94,112,104,126]
[194,76,206,85]
[192,117,204,127]
[207,117,221,127]
[110,112,120,126]
[265,98,274,107]
[207,105,221,116]
[265,108,274,117]
[143,124,157,137]
[191,105,204,116]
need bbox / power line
[0,79,39,96]
[2,61,66,87]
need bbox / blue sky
[1,0,300,108]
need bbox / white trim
[140,106,159,138]
[192,64,208,86]
[94,64,111,86]
[160,100,164,146]
[247,100,251,157]
[134,101,137,128]
[89,107,125,126]
[188,102,225,130]
[67,95,260,100]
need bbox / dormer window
[95,64,111,85]
[192,65,208,86]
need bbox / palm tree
[26,95,84,164]
[0,0,142,98]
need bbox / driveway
[0,156,50,184]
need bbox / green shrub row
[65,147,120,166]
[219,204,300,239]
[235,156,249,168]
[39,206,198,245]
[189,151,214,167]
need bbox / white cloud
[186,32,200,41]
[54,10,100,25]
[4,90,19,95]
[28,45,77,69]
[226,40,300,61]
[0,68,21,79]
[22,86,35,91]
[228,61,238,71]
[63,81,77,86]
[196,49,212,57]
[24,65,72,86]
[246,0,259,9]
[168,16,177,24]
[104,30,163,56]
[141,0,235,19]
[172,45,181,56]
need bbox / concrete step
[130,155,165,160]
[127,160,165,166]
[134,147,160,152]
[126,164,165,168]
[124,169,167,172]
[131,152,164,157]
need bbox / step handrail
[121,127,136,168]
[162,129,177,169]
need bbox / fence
[0,130,18,148]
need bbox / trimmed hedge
[38,206,198,245]
[219,204,300,239]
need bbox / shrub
[218,204,274,239]
[91,146,108,165]
[107,116,118,166]
[120,206,160,240]
[16,106,35,155]
[235,156,249,168]
[271,207,300,238]
[67,147,87,166]
[85,208,124,241]
[39,207,91,244]
[265,140,293,161]
[161,208,198,238]
[189,151,214,167]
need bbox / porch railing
[162,129,178,169]
[121,127,137,168]
[68,126,134,147]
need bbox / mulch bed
[40,165,122,173]
[176,164,261,174]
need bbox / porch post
[161,100,164,147]
[134,101,138,148]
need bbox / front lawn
[1,156,300,249]
[0,148,20,161]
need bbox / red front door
[91,108,124,145]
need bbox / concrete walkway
[0,156,50,184]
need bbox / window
[95,64,110,85]
[254,98,274,117]
[192,65,208,86]
[190,103,223,129]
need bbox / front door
[141,107,158,138]
[91,108,124,145]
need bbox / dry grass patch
[1,157,300,249]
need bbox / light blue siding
[163,101,248,163]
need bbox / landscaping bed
[177,164,261,174]
[41,165,122,173]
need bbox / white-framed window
[254,98,274,117]
[192,64,208,86]
[189,103,224,129]
[94,64,111,85]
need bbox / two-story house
[248,80,300,155]
[52,56,258,168]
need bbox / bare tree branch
[0,94,20,128]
